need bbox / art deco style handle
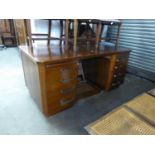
[60,97,75,106]
[60,68,73,72]
[114,66,118,70]
[105,56,112,60]
[60,78,76,84]
[113,73,123,78]
[60,67,77,83]
[60,87,76,94]
[116,59,120,62]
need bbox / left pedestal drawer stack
[44,62,78,116]
[21,50,78,116]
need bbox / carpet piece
[148,88,155,97]
[126,93,155,126]
[85,107,155,135]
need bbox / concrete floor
[0,47,155,135]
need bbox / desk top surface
[19,44,131,64]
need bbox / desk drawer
[46,62,78,92]
[46,79,77,92]
[111,78,124,89]
[116,53,129,63]
[47,91,76,109]
[116,53,129,60]
[46,62,77,82]
[47,84,76,95]
[114,63,127,71]
[112,75,124,84]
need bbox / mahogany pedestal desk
[19,44,131,116]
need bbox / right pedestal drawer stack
[82,52,130,91]
[110,52,129,90]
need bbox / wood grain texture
[14,19,27,45]
[76,81,101,99]
[65,19,69,50]
[73,19,78,51]
[115,22,122,48]
[20,50,42,108]
[24,19,32,48]
[0,19,17,46]
[47,20,52,46]
[20,44,130,116]
[95,23,101,48]
[19,44,131,64]
[59,20,63,46]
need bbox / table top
[19,44,131,64]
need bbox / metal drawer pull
[60,87,75,94]
[60,79,70,83]
[46,64,53,68]
[60,68,73,72]
[116,59,120,62]
[60,68,76,75]
[60,78,75,84]
[105,56,111,60]
[113,73,123,78]
[113,74,117,78]
[114,66,118,69]
[60,97,75,106]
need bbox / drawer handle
[60,78,75,84]
[60,87,76,94]
[60,68,76,75]
[113,73,124,78]
[116,59,120,62]
[60,97,75,106]
[105,56,111,60]
[114,66,118,70]
[60,79,70,83]
[113,74,117,78]
[60,68,72,72]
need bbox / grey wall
[108,19,155,81]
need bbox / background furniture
[0,33,5,49]
[13,19,27,45]
[0,19,17,47]
[15,19,121,49]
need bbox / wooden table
[19,44,131,116]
